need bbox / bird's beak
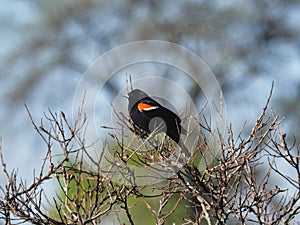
[123,95,129,99]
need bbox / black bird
[127,89,190,157]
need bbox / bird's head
[127,89,149,111]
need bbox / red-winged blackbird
[128,89,190,157]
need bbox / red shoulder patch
[137,103,159,112]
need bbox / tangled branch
[0,85,299,224]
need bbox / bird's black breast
[129,102,153,133]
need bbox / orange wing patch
[138,103,159,112]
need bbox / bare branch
[0,84,299,224]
